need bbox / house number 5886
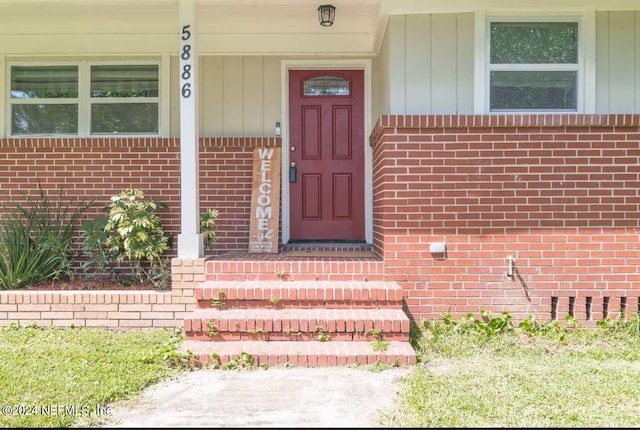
[181,25,192,99]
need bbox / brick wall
[0,137,280,256]
[0,290,192,329]
[370,114,640,324]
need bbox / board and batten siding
[596,11,640,114]
[375,13,475,116]
[378,11,640,115]
[170,55,282,137]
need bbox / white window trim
[476,12,594,114]
[88,61,161,136]
[6,59,166,138]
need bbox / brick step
[184,307,411,342]
[205,251,384,281]
[195,280,405,309]
[179,339,417,368]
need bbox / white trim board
[280,59,373,245]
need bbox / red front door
[288,69,365,241]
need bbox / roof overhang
[1,0,638,57]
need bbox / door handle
[289,161,297,183]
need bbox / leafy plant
[597,312,640,340]
[206,321,219,339]
[363,328,384,340]
[371,340,390,352]
[518,314,572,343]
[0,184,94,289]
[317,326,331,342]
[211,289,226,310]
[223,351,256,370]
[102,189,171,288]
[200,208,219,251]
[79,216,112,276]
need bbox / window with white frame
[9,63,159,136]
[488,20,579,112]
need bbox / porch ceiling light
[318,4,336,27]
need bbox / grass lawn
[379,312,640,427]
[0,323,187,428]
[2,312,640,428]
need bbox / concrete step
[184,307,411,342]
[179,339,417,368]
[195,280,405,309]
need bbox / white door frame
[280,59,373,245]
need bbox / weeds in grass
[381,310,640,428]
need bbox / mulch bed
[21,277,164,291]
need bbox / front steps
[179,279,417,368]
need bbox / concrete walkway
[104,366,412,428]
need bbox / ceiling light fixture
[317,4,336,27]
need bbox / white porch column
[178,0,203,258]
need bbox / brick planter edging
[0,290,195,329]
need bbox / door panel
[289,69,364,241]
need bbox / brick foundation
[370,114,640,324]
[3,115,640,328]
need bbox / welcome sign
[248,146,281,254]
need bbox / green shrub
[200,207,219,251]
[79,216,112,277]
[0,185,94,289]
[102,189,171,287]
[81,190,221,285]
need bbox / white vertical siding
[595,12,610,113]
[195,55,282,137]
[0,55,4,138]
[222,57,244,136]
[263,56,282,136]
[405,15,431,114]
[377,13,475,115]
[456,13,474,114]
[243,57,263,137]
[608,12,636,112]
[431,14,458,113]
[596,11,640,113]
[373,24,391,121]
[636,12,640,113]
[201,56,224,136]
[387,16,407,113]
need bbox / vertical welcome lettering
[248,146,281,253]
